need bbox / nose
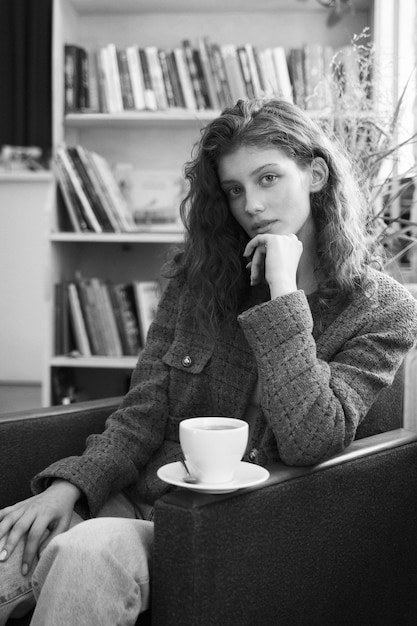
[244,188,265,215]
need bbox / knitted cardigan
[33,268,417,516]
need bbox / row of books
[56,144,137,233]
[64,38,350,115]
[55,277,161,358]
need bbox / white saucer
[157,461,270,494]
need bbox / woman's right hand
[0,479,82,575]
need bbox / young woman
[1,98,417,625]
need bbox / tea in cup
[179,417,249,484]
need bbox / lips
[253,220,277,234]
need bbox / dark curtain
[0,0,52,161]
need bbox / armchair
[1,387,417,625]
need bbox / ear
[310,157,329,192]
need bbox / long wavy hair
[168,97,381,334]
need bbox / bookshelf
[45,0,375,405]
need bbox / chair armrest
[0,397,122,508]
[153,428,417,626]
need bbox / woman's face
[218,145,315,243]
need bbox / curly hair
[167,97,381,334]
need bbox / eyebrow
[220,163,279,186]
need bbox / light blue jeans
[0,493,154,626]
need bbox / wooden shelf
[65,110,220,127]
[50,355,138,369]
[0,171,53,183]
[49,231,184,243]
[69,0,372,15]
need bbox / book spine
[64,44,80,112]
[77,46,90,110]
[67,146,114,232]
[173,47,197,109]
[104,43,124,113]
[57,146,103,233]
[76,146,122,232]
[54,154,85,232]
[167,51,186,108]
[182,39,207,110]
[139,48,158,111]
[145,46,169,110]
[133,281,161,346]
[210,43,233,107]
[303,43,326,110]
[158,48,176,108]
[125,45,146,110]
[87,50,101,112]
[237,46,256,99]
[221,44,247,103]
[197,38,220,110]
[67,282,92,356]
[89,150,136,232]
[272,47,294,103]
[288,48,306,108]
[244,43,263,98]
[117,48,135,110]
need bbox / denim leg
[0,511,83,626]
[0,538,36,626]
[30,517,153,626]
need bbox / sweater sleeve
[31,275,183,515]
[238,285,417,466]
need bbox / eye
[260,173,278,186]
[225,186,242,199]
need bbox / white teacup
[179,417,249,484]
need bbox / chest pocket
[162,340,213,374]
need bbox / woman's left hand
[243,233,303,298]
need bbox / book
[64,44,81,112]
[258,48,279,96]
[145,46,169,110]
[220,44,247,103]
[182,39,207,110]
[303,43,326,110]
[167,50,186,108]
[78,46,90,110]
[117,48,135,110]
[73,145,122,233]
[54,282,73,355]
[87,50,101,112]
[244,44,263,98]
[76,276,106,355]
[173,47,197,109]
[196,38,220,110]
[88,150,136,232]
[57,146,103,233]
[158,48,176,108]
[105,43,124,113]
[271,47,294,103]
[109,283,142,355]
[125,45,146,110]
[138,48,158,110]
[66,146,114,232]
[67,282,92,356]
[96,48,110,113]
[133,281,161,346]
[288,48,306,108]
[237,46,256,99]
[207,41,232,108]
[54,153,88,232]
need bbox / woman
[1,98,417,625]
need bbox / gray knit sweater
[33,268,417,515]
